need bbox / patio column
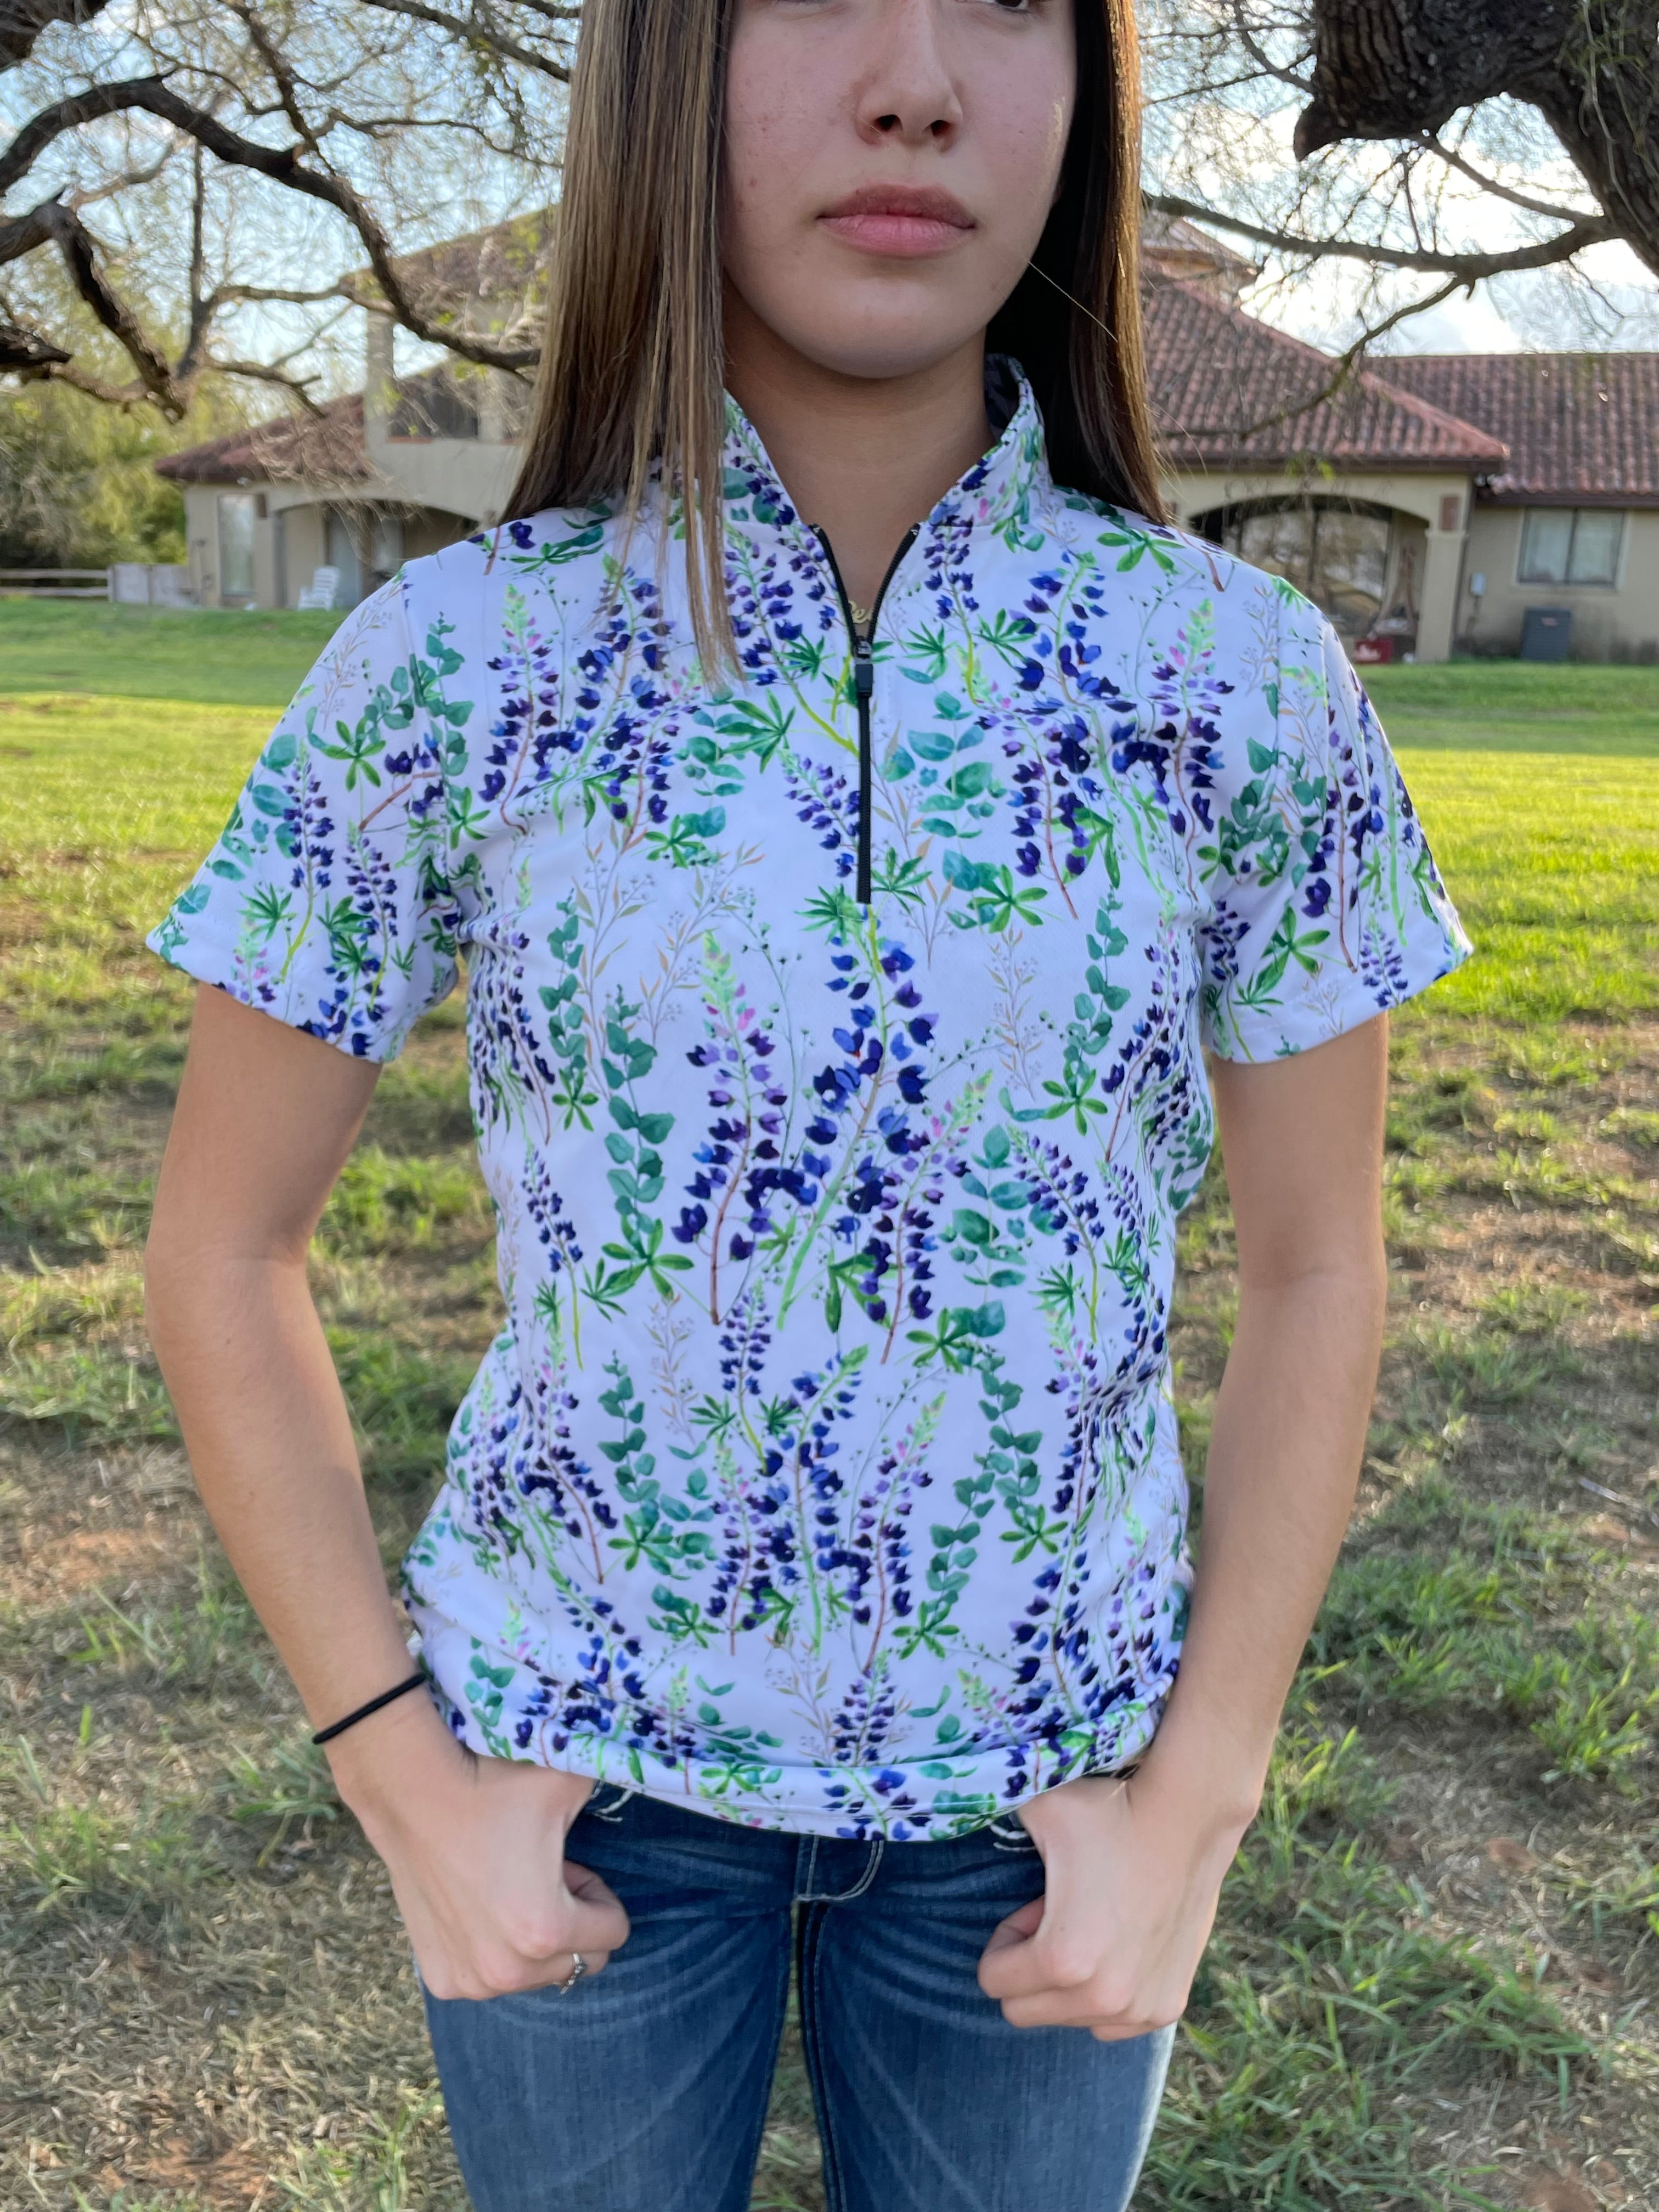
[1418,486,1470,662]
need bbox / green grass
[4,613,1658,2209]
[0,597,344,707]
[1368,659,1659,755]
[1390,750,1659,1024]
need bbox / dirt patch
[0,1519,180,1606]
[120,2135,272,2208]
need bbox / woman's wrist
[1132,1703,1271,1843]
[324,1680,459,1826]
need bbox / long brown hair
[503,0,1165,663]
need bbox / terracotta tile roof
[155,392,370,487]
[1373,352,1659,505]
[1143,275,1509,474]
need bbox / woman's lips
[820,186,975,258]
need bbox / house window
[217,492,257,603]
[1518,508,1624,587]
[387,373,481,441]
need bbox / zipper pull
[853,647,874,703]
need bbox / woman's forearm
[146,1237,633,2001]
[144,1245,416,1740]
[1137,1254,1387,1829]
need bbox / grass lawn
[0,599,346,709]
[2,612,1656,2210]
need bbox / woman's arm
[979,1014,1389,2036]
[145,984,628,1998]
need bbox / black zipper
[812,523,919,906]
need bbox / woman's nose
[854,0,964,147]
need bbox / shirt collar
[718,354,1050,550]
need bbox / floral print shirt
[150,365,1470,1838]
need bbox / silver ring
[554,1951,587,1995]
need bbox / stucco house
[157,217,1659,663]
[1376,352,1659,662]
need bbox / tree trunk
[1521,12,1659,281]
[1296,0,1659,281]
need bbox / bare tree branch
[0,0,114,72]
[356,0,570,78]
[2,74,543,369]
[1,79,180,196]
[1415,131,1608,228]
[1144,190,1613,275]
[1328,273,1471,370]
[213,279,387,310]
[1227,0,1313,97]
[227,3,326,155]
[66,149,174,211]
[1291,0,1659,281]
[37,361,154,403]
[203,354,330,410]
[0,198,180,409]
[0,316,70,369]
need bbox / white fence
[108,563,194,607]
[0,565,195,605]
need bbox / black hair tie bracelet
[312,1668,430,1746]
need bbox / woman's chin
[746,313,994,388]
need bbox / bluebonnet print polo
[150,364,1470,1837]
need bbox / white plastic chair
[296,565,340,611]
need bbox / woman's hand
[976,1762,1249,2040]
[328,1692,631,2002]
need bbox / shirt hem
[411,1629,1174,1841]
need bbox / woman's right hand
[326,1691,631,2001]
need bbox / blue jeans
[421,1787,1174,2212]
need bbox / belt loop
[585,1782,635,1821]
[986,1810,1035,1849]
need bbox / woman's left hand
[975,1763,1250,2040]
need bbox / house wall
[182,485,339,607]
[252,512,280,612]
[181,486,220,607]
[363,315,518,525]
[278,503,328,605]
[1456,506,1659,661]
[178,482,478,607]
[1164,468,1473,661]
[364,428,518,525]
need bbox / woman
[143,0,1470,2203]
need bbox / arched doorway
[1191,497,1421,651]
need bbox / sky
[1271,241,1659,357]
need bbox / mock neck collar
[719,355,1049,548]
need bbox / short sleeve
[146,575,461,1061]
[1199,590,1472,1062]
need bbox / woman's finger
[521,1944,615,1994]
[977,1901,1090,2002]
[557,1861,631,1955]
[978,1897,1043,1962]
